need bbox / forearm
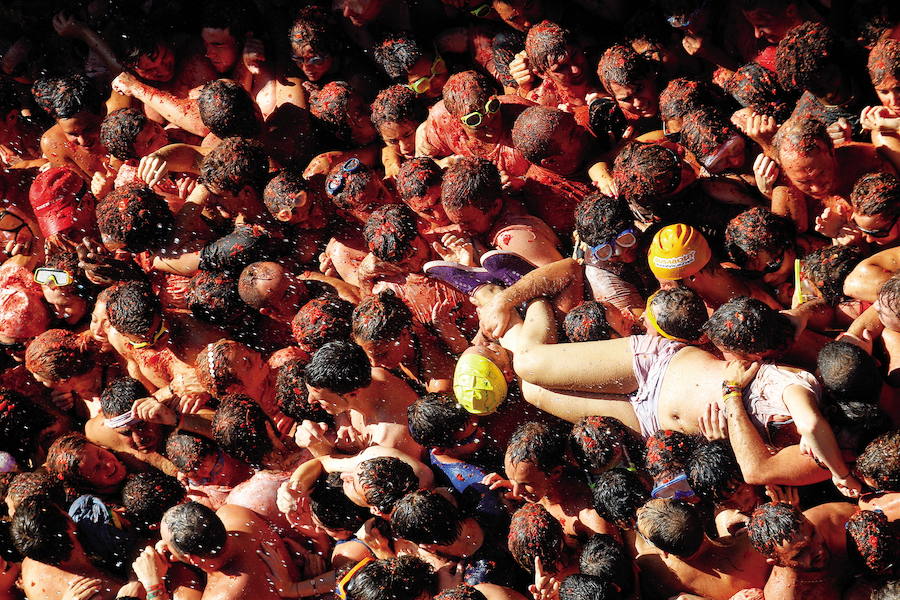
[129,83,209,137]
[290,456,325,492]
[74,27,123,74]
[845,305,883,340]
[723,393,776,482]
[152,143,207,174]
[300,270,361,304]
[178,410,214,438]
[285,571,337,598]
[499,258,580,308]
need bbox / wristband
[146,583,168,600]
[722,391,742,403]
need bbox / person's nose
[754,26,765,39]
[511,481,524,499]
[887,91,899,108]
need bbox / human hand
[111,72,138,97]
[835,330,874,355]
[318,251,338,278]
[478,294,515,339]
[765,484,799,506]
[90,170,114,199]
[738,112,777,147]
[752,153,779,198]
[243,34,266,76]
[132,545,170,589]
[528,557,560,600]
[294,420,332,454]
[509,51,534,90]
[723,360,760,390]
[436,561,465,591]
[832,472,862,498]
[813,204,851,239]
[681,33,706,57]
[61,576,102,600]
[50,389,76,411]
[431,233,476,266]
[273,412,296,437]
[256,540,294,597]
[52,12,85,38]
[860,106,880,131]
[76,236,119,285]
[592,174,618,198]
[3,223,33,257]
[132,397,177,425]
[174,176,197,200]
[276,480,306,515]
[827,118,852,147]
[698,402,728,440]
[137,154,169,188]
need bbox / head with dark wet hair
[442,71,497,118]
[396,157,447,226]
[679,109,746,173]
[878,274,900,325]
[100,108,158,161]
[773,113,831,158]
[585,97,628,153]
[597,45,657,95]
[198,79,261,139]
[96,184,174,253]
[570,416,645,476]
[574,193,633,248]
[162,501,226,558]
[511,106,588,174]
[371,85,427,133]
[105,281,162,340]
[364,204,420,263]
[508,503,564,573]
[309,473,370,533]
[263,170,312,222]
[407,393,471,449]
[6,471,66,515]
[165,430,218,474]
[747,501,804,559]
[492,30,525,89]
[289,7,340,81]
[325,160,388,218]
[356,457,418,514]
[564,302,611,342]
[645,429,698,477]
[612,142,683,220]
[392,489,463,546]
[374,34,424,80]
[686,440,743,504]
[646,287,708,343]
[435,586,486,600]
[345,556,436,600]
[211,393,273,466]
[724,207,795,269]
[122,470,186,530]
[310,81,376,146]
[592,468,650,529]
[291,295,355,353]
[25,329,92,384]
[851,172,900,218]
[32,74,103,121]
[559,574,617,600]
[817,341,881,404]
[775,21,843,97]
[846,509,899,575]
[11,495,73,566]
[198,137,269,196]
[352,290,413,345]
[100,376,147,418]
[579,534,633,595]
[637,498,704,557]
[186,270,246,327]
[199,225,275,274]
[868,37,900,93]
[659,78,718,129]
[855,430,900,491]
[703,296,794,358]
[726,62,792,121]
[800,245,863,306]
[0,390,52,468]
[524,20,575,74]
[506,421,566,475]
[274,359,330,423]
[306,340,372,395]
[441,157,502,233]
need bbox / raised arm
[843,246,900,302]
[112,73,210,138]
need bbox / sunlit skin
[201,28,240,74]
[541,49,590,92]
[243,262,309,323]
[874,74,900,112]
[491,0,543,32]
[768,518,829,570]
[379,120,418,159]
[41,284,88,325]
[503,455,553,503]
[134,42,177,83]
[406,55,449,99]
[132,119,169,157]
[779,143,838,199]
[608,80,659,121]
[852,212,900,246]
[404,184,451,227]
[703,137,746,174]
[78,442,127,492]
[291,43,334,82]
[356,328,414,370]
[112,420,162,454]
[57,112,102,148]
[89,299,112,351]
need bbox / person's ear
[276,208,293,222]
[259,306,275,319]
[370,506,388,518]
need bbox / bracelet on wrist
[146,583,168,600]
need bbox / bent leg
[519,381,641,433]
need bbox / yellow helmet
[453,353,508,415]
[648,224,711,280]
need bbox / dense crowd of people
[1,0,900,599]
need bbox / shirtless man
[303,339,424,457]
[634,498,770,600]
[12,495,123,600]
[147,501,300,600]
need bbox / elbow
[513,348,547,385]
[741,466,770,486]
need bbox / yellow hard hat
[453,353,508,415]
[648,224,711,280]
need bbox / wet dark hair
[291,295,355,353]
[679,109,743,167]
[747,501,802,558]
[263,170,310,217]
[392,489,463,546]
[310,81,367,144]
[353,291,413,344]
[6,471,66,515]
[198,79,261,139]
[45,432,92,488]
[441,157,501,214]
[11,495,73,566]
[724,207,795,269]
[364,204,419,262]
[105,281,161,339]
[371,85,427,130]
[326,160,382,214]
[686,440,742,504]
[586,97,628,153]
[274,359,330,423]
[198,137,269,195]
[570,416,645,475]
[345,556,436,600]
[855,430,900,491]
[800,245,862,306]
[435,585,487,600]
[726,62,792,121]
[100,108,149,161]
[878,274,900,321]
[579,534,633,596]
[524,20,573,73]
[289,6,341,59]
[574,193,632,247]
[165,430,217,473]
[100,376,148,418]
[702,296,794,356]
[357,457,418,514]
[647,287,707,343]
[846,509,899,575]
[506,421,566,474]
[508,502,564,573]
[868,37,900,88]
[195,338,256,399]
[559,574,617,600]
[817,341,881,404]
[211,393,273,466]
[407,393,470,448]
[773,113,831,158]
[596,44,657,95]
[591,468,650,529]
[612,142,682,220]
[309,473,370,532]
[186,270,247,326]
[237,261,308,313]
[851,172,900,219]
[775,21,844,96]
[162,501,226,557]
[199,225,275,274]
[96,184,174,253]
[512,106,583,167]
[25,329,93,383]
[31,74,103,120]
[374,34,424,80]
[638,498,704,557]
[442,71,496,118]
[659,78,719,123]
[122,470,186,529]
[396,157,442,204]
[492,30,525,89]
[564,301,611,342]
[306,340,372,394]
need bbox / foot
[480,250,535,287]
[423,261,500,296]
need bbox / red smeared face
[875,74,900,112]
[356,327,414,369]
[291,43,334,82]
[770,518,829,570]
[742,7,799,46]
[608,79,659,121]
[78,442,127,490]
[405,184,449,227]
[492,0,543,32]
[444,203,497,235]
[59,112,101,148]
[134,43,177,82]
[541,47,589,90]
[779,142,837,199]
[378,120,418,159]
[133,120,169,158]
